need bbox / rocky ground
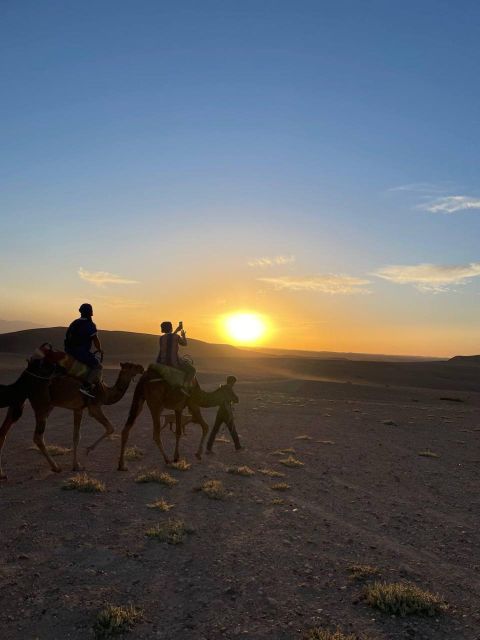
[1,365,479,639]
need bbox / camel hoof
[0,473,8,481]
[118,463,128,472]
[164,458,172,465]
[52,465,62,474]
[73,464,85,472]
[195,452,202,460]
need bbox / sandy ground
[1,364,480,640]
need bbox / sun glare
[223,312,268,346]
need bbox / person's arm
[93,334,103,354]
[178,329,188,346]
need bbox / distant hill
[448,355,480,365]
[249,347,444,363]
[0,327,257,361]
[0,319,40,333]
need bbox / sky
[1,0,480,356]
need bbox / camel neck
[101,371,131,405]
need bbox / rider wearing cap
[65,303,104,397]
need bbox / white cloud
[420,195,480,214]
[248,255,295,268]
[258,274,371,294]
[388,182,449,194]
[374,262,480,292]
[78,267,138,287]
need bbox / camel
[118,371,239,469]
[0,362,144,480]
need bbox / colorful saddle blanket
[30,344,91,381]
[148,363,187,389]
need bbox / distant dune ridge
[0,327,479,392]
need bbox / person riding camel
[64,303,103,398]
[156,321,196,393]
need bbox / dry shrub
[46,445,72,456]
[124,446,144,461]
[304,629,370,640]
[295,435,312,441]
[271,497,285,505]
[62,473,105,493]
[147,498,174,511]
[227,465,255,476]
[348,563,380,581]
[271,482,290,491]
[364,581,446,616]
[279,455,304,468]
[169,459,191,471]
[201,479,229,500]
[145,519,193,545]
[271,447,296,456]
[135,470,178,486]
[317,440,335,445]
[93,604,142,639]
[418,450,440,458]
[258,468,285,478]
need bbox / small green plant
[304,629,369,640]
[258,468,285,477]
[227,465,255,476]
[62,473,105,493]
[93,604,142,639]
[145,519,192,545]
[271,482,290,491]
[201,479,229,500]
[135,470,178,486]
[364,581,446,616]
[147,498,174,511]
[169,459,191,471]
[348,563,380,581]
[279,455,304,468]
[124,446,144,461]
[418,450,440,458]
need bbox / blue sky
[1,1,480,354]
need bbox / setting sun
[223,312,268,345]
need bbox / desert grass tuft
[304,629,370,640]
[124,446,144,461]
[258,468,285,478]
[147,498,174,511]
[271,447,296,456]
[295,435,313,441]
[271,482,290,491]
[135,470,178,486]
[364,581,446,616]
[271,497,285,505]
[279,455,304,468]
[418,450,440,458]
[31,444,71,456]
[201,479,230,500]
[226,465,255,476]
[62,473,105,493]
[145,519,192,545]
[93,603,143,639]
[348,563,380,581]
[317,440,335,445]
[169,459,191,471]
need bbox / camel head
[119,362,145,381]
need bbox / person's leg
[226,418,242,450]
[206,413,223,453]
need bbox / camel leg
[33,411,61,473]
[191,408,209,460]
[152,407,171,465]
[85,404,115,455]
[173,410,183,462]
[72,410,84,471]
[0,404,24,480]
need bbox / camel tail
[125,376,146,426]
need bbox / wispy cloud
[248,255,295,268]
[258,274,371,294]
[388,182,450,194]
[78,267,138,287]
[419,195,480,214]
[374,262,480,293]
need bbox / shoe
[79,385,96,399]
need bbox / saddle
[147,363,187,389]
[28,344,92,382]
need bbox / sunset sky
[2,1,480,356]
